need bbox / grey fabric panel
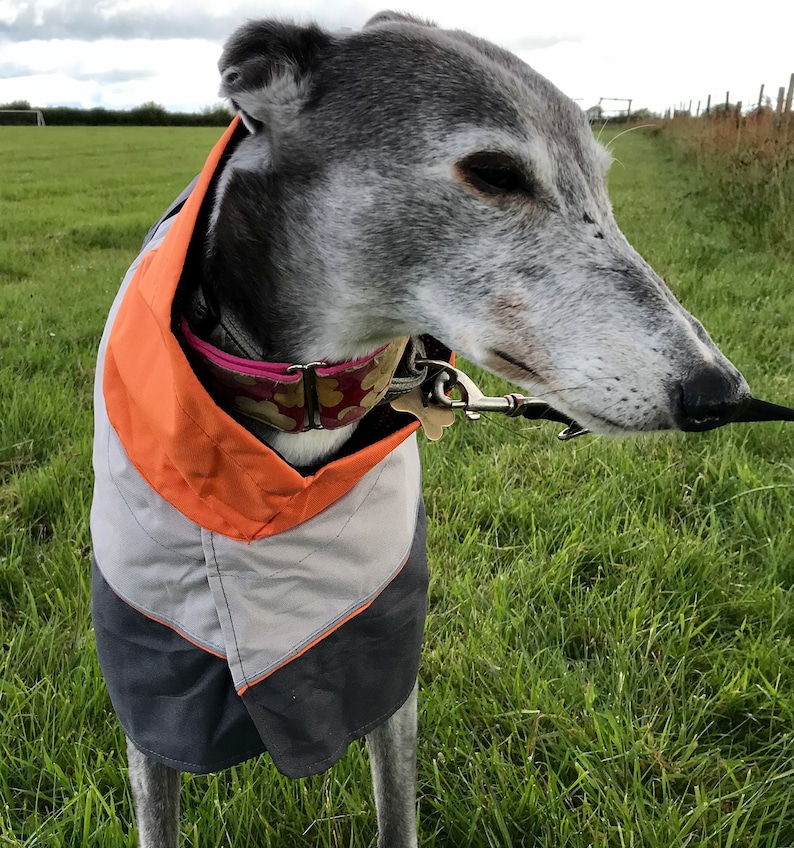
[92,425,226,655]
[93,408,420,667]
[205,435,422,691]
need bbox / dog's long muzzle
[417,360,794,441]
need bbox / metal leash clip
[416,359,590,441]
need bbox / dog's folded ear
[219,21,334,134]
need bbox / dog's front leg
[126,737,181,848]
[366,682,419,848]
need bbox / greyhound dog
[91,11,760,848]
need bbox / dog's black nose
[675,363,749,431]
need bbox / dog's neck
[185,281,381,468]
[201,133,406,362]
[190,141,408,468]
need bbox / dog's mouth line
[492,349,542,381]
[491,348,615,428]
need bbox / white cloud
[0,0,370,41]
[0,38,221,109]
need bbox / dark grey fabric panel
[92,558,267,774]
[241,503,428,778]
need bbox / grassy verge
[657,112,794,257]
[1,125,793,847]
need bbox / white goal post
[0,109,46,126]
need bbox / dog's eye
[459,153,530,197]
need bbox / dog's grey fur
[125,11,750,846]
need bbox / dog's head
[211,12,750,436]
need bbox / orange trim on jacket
[103,118,421,542]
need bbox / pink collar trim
[180,316,408,433]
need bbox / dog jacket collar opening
[100,118,446,542]
[180,316,409,433]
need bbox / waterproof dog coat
[91,120,439,778]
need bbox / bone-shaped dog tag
[390,388,456,441]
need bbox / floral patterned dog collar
[180,316,409,433]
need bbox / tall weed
[659,110,794,256]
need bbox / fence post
[705,93,711,116]
[775,85,786,131]
[757,83,765,111]
[786,74,794,134]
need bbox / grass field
[1,125,793,847]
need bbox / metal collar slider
[285,362,328,430]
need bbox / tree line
[0,100,232,126]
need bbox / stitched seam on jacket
[96,566,226,658]
[242,492,421,691]
[257,450,393,583]
[126,732,264,773]
[208,531,250,690]
[105,427,200,561]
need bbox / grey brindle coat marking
[125,12,749,846]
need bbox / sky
[1,0,792,116]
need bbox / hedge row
[0,101,231,127]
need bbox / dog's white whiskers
[594,120,609,143]
[605,123,655,154]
